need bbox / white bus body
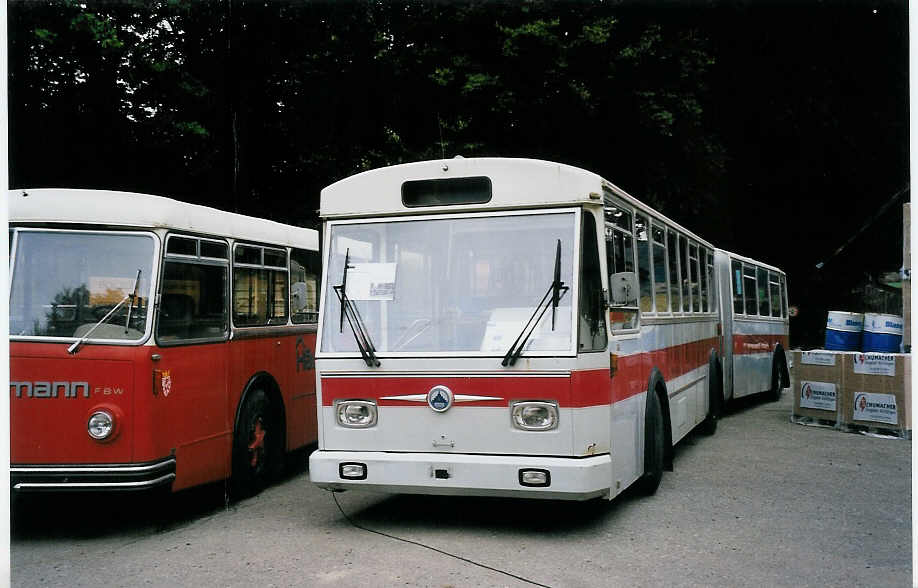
[309,158,789,501]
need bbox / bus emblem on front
[427,386,453,412]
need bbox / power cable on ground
[331,491,554,588]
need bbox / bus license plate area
[430,465,452,479]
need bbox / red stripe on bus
[732,334,788,356]
[321,337,723,408]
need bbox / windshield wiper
[501,240,569,367]
[334,249,381,367]
[68,269,142,355]
[124,268,142,334]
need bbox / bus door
[154,235,230,489]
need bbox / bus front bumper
[11,457,176,492]
[309,450,612,501]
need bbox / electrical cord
[331,491,554,588]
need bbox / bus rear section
[309,158,722,500]
[715,250,790,402]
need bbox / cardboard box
[838,353,911,435]
[791,350,842,423]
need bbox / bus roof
[716,248,786,275]
[9,188,318,251]
[320,157,604,218]
[320,157,717,249]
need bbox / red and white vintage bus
[9,189,321,496]
[308,158,789,500]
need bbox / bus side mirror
[609,272,637,306]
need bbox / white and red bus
[715,250,790,402]
[9,189,321,496]
[308,158,789,500]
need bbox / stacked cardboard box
[791,350,911,438]
[792,350,842,425]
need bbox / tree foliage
[9,0,724,228]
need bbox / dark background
[7,0,910,349]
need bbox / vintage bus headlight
[335,400,378,428]
[511,401,559,431]
[87,411,115,440]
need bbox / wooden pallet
[790,414,837,429]
[837,422,911,440]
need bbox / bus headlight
[511,401,559,431]
[87,411,115,440]
[335,400,378,428]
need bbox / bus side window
[604,200,638,331]
[635,214,652,313]
[769,271,781,318]
[158,236,229,343]
[579,213,607,351]
[743,264,757,316]
[732,259,744,314]
[680,236,691,312]
[779,274,788,317]
[233,244,289,326]
[757,267,769,316]
[668,230,681,313]
[290,248,320,324]
[652,224,669,313]
[699,246,708,311]
[689,243,700,312]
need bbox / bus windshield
[321,211,576,355]
[10,230,156,340]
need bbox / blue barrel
[825,311,864,351]
[862,313,903,353]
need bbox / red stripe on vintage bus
[732,334,788,356]
[321,337,721,409]
[611,336,720,403]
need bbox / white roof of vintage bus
[716,248,785,275]
[8,188,318,251]
[320,157,604,218]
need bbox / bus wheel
[700,358,721,436]
[636,390,664,496]
[769,358,785,402]
[232,389,279,498]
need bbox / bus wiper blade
[124,268,142,334]
[68,269,142,355]
[333,253,380,368]
[339,249,351,335]
[502,240,569,367]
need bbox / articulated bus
[10,189,321,496]
[308,158,788,500]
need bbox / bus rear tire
[636,390,664,496]
[769,358,785,402]
[231,389,281,499]
[700,358,721,436]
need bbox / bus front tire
[636,390,664,496]
[231,389,280,499]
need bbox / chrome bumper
[11,457,176,492]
